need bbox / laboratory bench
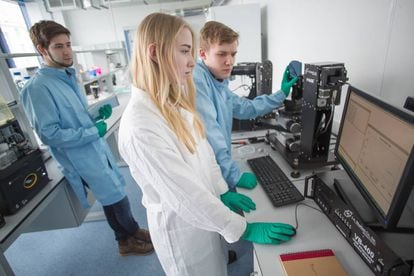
[0,92,131,276]
[232,139,414,276]
[0,156,93,276]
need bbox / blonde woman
[118,13,296,276]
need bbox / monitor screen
[335,86,414,228]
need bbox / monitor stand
[333,178,414,232]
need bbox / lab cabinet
[43,0,116,11]
[72,44,129,107]
[101,0,131,5]
[44,0,79,11]
[24,177,95,232]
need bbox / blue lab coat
[194,60,286,188]
[20,66,125,208]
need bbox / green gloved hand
[242,222,295,244]
[99,104,112,120]
[220,191,256,213]
[281,67,299,97]
[236,172,257,189]
[95,121,107,137]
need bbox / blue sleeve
[195,79,241,189]
[20,83,99,148]
[232,90,286,120]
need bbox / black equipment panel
[304,174,411,276]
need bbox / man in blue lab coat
[194,21,298,191]
[20,20,153,256]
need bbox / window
[0,0,39,68]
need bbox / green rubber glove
[242,222,295,244]
[220,191,256,213]
[95,121,107,137]
[281,67,299,97]
[236,172,257,189]
[99,104,112,120]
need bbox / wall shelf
[81,66,126,86]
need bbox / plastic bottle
[14,75,30,93]
[12,72,23,89]
[20,76,31,90]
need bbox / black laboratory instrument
[0,214,4,229]
[404,96,414,112]
[266,62,348,172]
[304,174,412,276]
[231,60,274,131]
[0,119,49,215]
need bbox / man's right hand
[236,172,257,189]
[99,104,112,120]
[95,121,107,137]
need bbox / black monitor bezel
[335,85,414,229]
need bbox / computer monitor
[335,85,414,230]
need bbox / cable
[293,202,323,230]
[231,84,251,92]
[311,114,326,149]
[313,114,325,139]
[320,88,338,135]
[320,105,335,134]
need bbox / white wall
[226,0,414,127]
[62,5,206,47]
[63,7,150,46]
[207,3,261,62]
[26,0,53,24]
[379,0,414,109]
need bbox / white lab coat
[118,87,247,276]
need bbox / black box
[0,149,49,215]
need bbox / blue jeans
[103,196,139,241]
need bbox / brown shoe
[133,228,152,243]
[118,237,154,256]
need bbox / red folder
[279,249,348,276]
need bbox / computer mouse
[290,227,297,236]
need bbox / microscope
[266,62,348,175]
[231,60,274,131]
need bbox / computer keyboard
[247,155,304,207]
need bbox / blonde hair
[132,13,205,153]
[199,21,239,50]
